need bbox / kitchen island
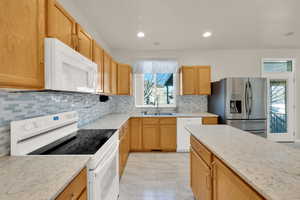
[186,124,300,200]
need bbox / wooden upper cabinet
[213,158,264,200]
[47,0,77,49]
[180,66,197,95]
[117,64,131,95]
[0,0,45,89]
[92,41,104,93]
[76,24,93,60]
[197,66,211,95]
[111,60,118,95]
[191,148,212,200]
[180,66,211,95]
[103,51,111,94]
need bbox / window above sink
[135,73,176,108]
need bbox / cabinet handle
[211,161,216,180]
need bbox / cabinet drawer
[56,168,87,200]
[143,118,159,125]
[202,117,218,125]
[159,117,176,125]
[190,136,212,167]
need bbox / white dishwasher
[177,117,202,152]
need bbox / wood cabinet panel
[47,0,76,49]
[0,0,45,89]
[142,125,160,150]
[143,118,160,125]
[191,136,212,167]
[119,121,130,177]
[191,148,212,200]
[56,168,87,200]
[78,189,87,200]
[213,158,261,200]
[103,51,111,94]
[202,117,218,125]
[117,64,131,95]
[180,66,197,95]
[130,118,143,151]
[159,117,176,125]
[160,125,177,151]
[111,60,118,95]
[180,66,211,95]
[92,41,104,93]
[197,66,211,95]
[76,24,93,60]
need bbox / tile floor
[283,142,300,150]
[119,153,194,200]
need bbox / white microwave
[45,38,98,93]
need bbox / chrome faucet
[155,96,160,114]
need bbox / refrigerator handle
[245,82,249,116]
[248,81,253,115]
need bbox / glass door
[262,59,295,141]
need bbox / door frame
[261,58,296,142]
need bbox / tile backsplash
[0,91,114,156]
[0,91,207,156]
[111,95,208,113]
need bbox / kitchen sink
[142,112,175,116]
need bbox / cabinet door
[160,125,177,151]
[111,60,118,95]
[180,66,197,95]
[190,148,212,200]
[117,64,131,95]
[76,24,93,60]
[92,41,104,93]
[213,158,257,200]
[0,0,45,89]
[103,51,111,94]
[197,66,211,95]
[130,118,143,151]
[119,135,126,176]
[142,125,160,150]
[47,0,76,49]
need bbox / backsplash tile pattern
[0,91,114,156]
[111,95,207,113]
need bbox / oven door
[89,142,119,200]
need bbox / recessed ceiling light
[284,32,294,37]
[137,32,145,38]
[153,42,160,46]
[203,31,212,38]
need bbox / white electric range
[10,111,119,200]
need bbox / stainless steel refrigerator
[208,78,267,137]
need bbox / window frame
[134,73,177,108]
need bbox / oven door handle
[93,143,119,177]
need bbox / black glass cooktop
[29,129,117,155]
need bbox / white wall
[113,48,300,140]
[58,0,112,54]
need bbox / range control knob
[24,123,34,131]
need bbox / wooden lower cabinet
[202,117,218,125]
[56,168,87,200]
[130,118,143,151]
[190,136,265,200]
[160,125,177,151]
[142,125,160,150]
[191,148,212,200]
[213,158,264,200]
[119,121,130,177]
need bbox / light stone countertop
[82,112,218,130]
[186,124,300,200]
[0,156,90,200]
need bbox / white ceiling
[70,0,300,50]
